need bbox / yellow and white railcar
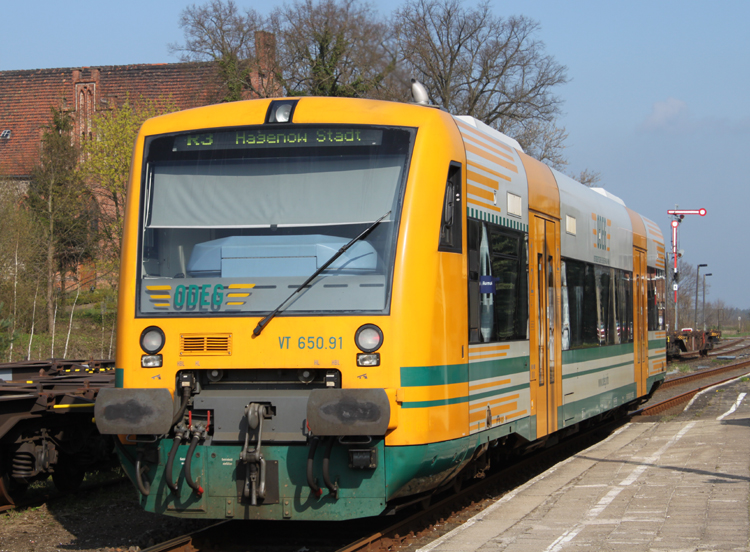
[95,97,666,520]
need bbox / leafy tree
[270,0,395,97]
[27,107,96,332]
[171,0,394,99]
[0,303,17,358]
[83,96,179,285]
[0,181,45,359]
[170,0,598,178]
[169,0,278,101]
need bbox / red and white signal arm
[667,208,706,216]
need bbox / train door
[530,214,561,437]
[633,248,648,395]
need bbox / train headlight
[140,326,165,354]
[357,353,380,367]
[266,100,298,123]
[355,324,383,353]
[141,355,163,368]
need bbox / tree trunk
[28,283,39,361]
[47,194,55,333]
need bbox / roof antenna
[410,78,430,105]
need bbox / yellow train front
[95,96,667,520]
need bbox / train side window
[438,163,462,253]
[467,218,528,343]
[566,257,634,348]
[647,267,665,331]
[564,258,598,349]
[617,270,633,343]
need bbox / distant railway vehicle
[0,360,115,505]
[95,95,667,520]
[668,328,721,358]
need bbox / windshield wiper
[252,211,392,337]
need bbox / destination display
[173,127,383,151]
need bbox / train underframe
[111,382,656,521]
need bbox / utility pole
[694,264,707,330]
[702,273,711,330]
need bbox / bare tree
[665,259,706,331]
[169,0,279,100]
[396,0,566,123]
[510,120,568,171]
[513,125,602,186]
[270,0,395,97]
[574,168,603,187]
[396,0,568,163]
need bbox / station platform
[418,375,750,552]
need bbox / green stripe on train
[561,343,634,364]
[469,355,528,380]
[400,356,529,408]
[649,338,667,349]
[561,360,633,380]
[400,355,528,388]
[401,382,530,409]
[557,383,638,429]
[400,363,468,387]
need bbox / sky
[2,0,749,309]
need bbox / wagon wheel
[52,454,86,494]
[0,472,27,507]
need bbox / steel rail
[637,366,750,416]
[139,521,230,552]
[662,359,750,390]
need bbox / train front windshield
[138,125,414,316]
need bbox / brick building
[0,61,242,179]
[0,38,279,292]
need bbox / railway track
[140,352,750,552]
[638,358,750,416]
[4,351,748,552]
[141,417,628,552]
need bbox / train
[667,328,721,358]
[0,360,115,506]
[94,93,668,520]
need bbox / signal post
[667,207,706,330]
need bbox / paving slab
[419,376,750,552]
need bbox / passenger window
[563,257,634,349]
[438,163,462,253]
[467,218,528,343]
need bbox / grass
[3,315,117,363]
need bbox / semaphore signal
[668,207,706,330]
